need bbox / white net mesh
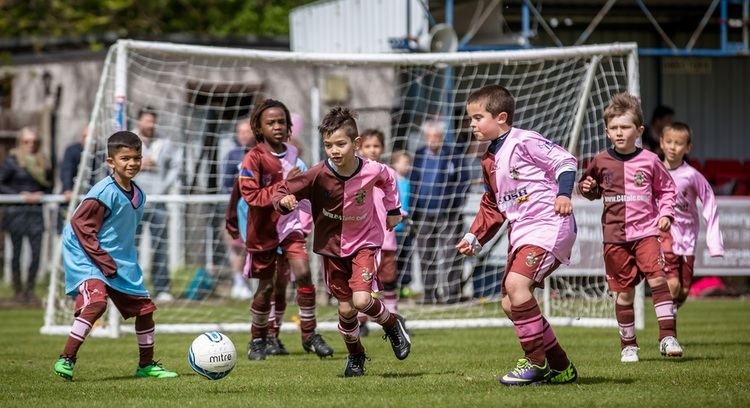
[43,41,640,336]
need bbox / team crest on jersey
[355,189,366,205]
[525,251,539,267]
[516,194,529,204]
[509,166,520,180]
[634,170,646,186]
[657,253,666,269]
[361,268,373,282]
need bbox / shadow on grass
[577,376,636,385]
[683,341,750,347]
[376,372,430,379]
[639,355,720,363]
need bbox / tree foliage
[0,0,314,39]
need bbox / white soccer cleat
[620,346,640,363]
[230,284,253,300]
[154,292,175,303]
[659,336,684,357]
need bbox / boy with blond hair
[579,92,681,363]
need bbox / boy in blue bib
[54,131,178,381]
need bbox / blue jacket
[409,144,470,213]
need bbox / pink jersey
[580,148,676,243]
[374,166,399,251]
[470,128,578,264]
[667,161,724,256]
[276,143,313,241]
[273,157,401,258]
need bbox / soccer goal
[42,40,643,337]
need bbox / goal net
[42,40,643,337]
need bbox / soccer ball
[188,331,237,380]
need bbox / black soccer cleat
[266,336,290,356]
[302,333,334,358]
[383,314,411,360]
[247,338,267,361]
[343,353,368,377]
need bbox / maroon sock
[651,282,677,340]
[360,297,396,328]
[510,298,545,366]
[135,313,155,366]
[296,285,316,340]
[250,291,271,339]
[62,301,107,359]
[338,313,365,355]
[541,317,570,371]
[615,303,638,348]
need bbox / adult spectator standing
[0,127,53,305]
[221,118,256,300]
[132,107,182,302]
[58,126,88,231]
[409,120,471,304]
[642,105,674,155]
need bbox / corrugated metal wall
[290,0,429,53]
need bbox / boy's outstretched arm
[272,169,313,215]
[696,173,724,256]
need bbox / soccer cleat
[247,338,267,361]
[343,353,368,377]
[265,336,290,356]
[135,361,178,378]
[548,362,578,384]
[382,314,411,360]
[499,358,551,386]
[659,336,684,357]
[54,356,75,381]
[620,346,640,363]
[302,333,334,358]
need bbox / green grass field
[2,299,749,407]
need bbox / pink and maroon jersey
[273,157,401,258]
[238,143,286,252]
[469,128,578,264]
[667,161,723,256]
[276,143,313,241]
[374,165,399,251]
[579,147,676,243]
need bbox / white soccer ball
[188,331,237,380]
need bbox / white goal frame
[41,40,643,337]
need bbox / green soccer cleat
[54,356,75,381]
[135,361,179,378]
[548,362,578,384]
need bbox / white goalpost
[41,40,643,337]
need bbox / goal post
[42,40,643,337]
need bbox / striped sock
[135,313,155,366]
[652,282,677,340]
[338,313,365,355]
[511,298,545,366]
[297,285,316,340]
[62,301,106,359]
[615,302,638,348]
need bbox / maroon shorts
[280,232,308,261]
[74,279,156,319]
[248,249,277,280]
[322,248,378,302]
[501,245,561,294]
[603,236,668,292]
[378,250,398,284]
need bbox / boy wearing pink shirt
[273,107,411,377]
[579,93,681,363]
[660,122,724,307]
[457,85,578,386]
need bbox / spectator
[391,150,414,298]
[58,126,88,232]
[0,127,53,305]
[409,120,471,303]
[132,107,182,302]
[221,118,255,300]
[642,105,674,155]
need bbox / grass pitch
[1,299,748,407]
